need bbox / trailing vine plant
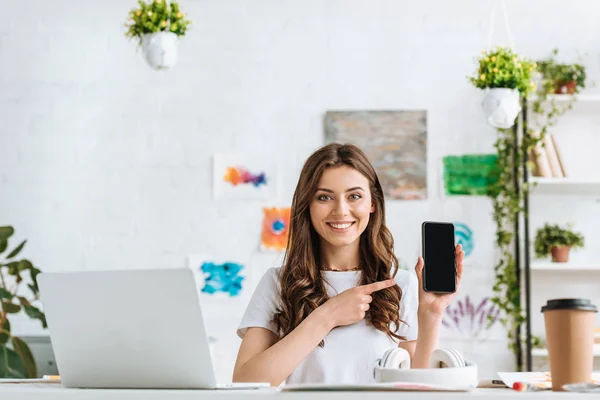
[468,47,536,368]
[468,47,587,370]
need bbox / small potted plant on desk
[534,223,585,263]
[0,226,46,378]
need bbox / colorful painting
[260,207,291,252]
[443,154,499,196]
[213,153,278,200]
[199,261,245,297]
[324,110,427,200]
[454,222,474,258]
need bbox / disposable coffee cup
[541,298,598,391]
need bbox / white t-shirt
[237,267,419,385]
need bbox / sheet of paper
[498,371,600,390]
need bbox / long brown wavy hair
[272,143,406,346]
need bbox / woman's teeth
[328,222,353,229]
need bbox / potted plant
[124,0,192,70]
[534,223,585,263]
[468,46,536,129]
[536,49,586,95]
[0,226,46,378]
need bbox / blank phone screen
[423,222,456,293]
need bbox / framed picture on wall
[324,110,428,200]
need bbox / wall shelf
[528,177,600,194]
[530,177,600,185]
[530,262,600,271]
[528,94,600,103]
[532,344,600,357]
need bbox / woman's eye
[317,195,331,201]
[349,193,361,200]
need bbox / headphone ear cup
[430,348,466,368]
[381,348,411,369]
[380,349,395,368]
[446,348,465,368]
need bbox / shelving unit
[516,93,600,371]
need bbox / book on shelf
[529,132,567,178]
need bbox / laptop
[37,268,270,389]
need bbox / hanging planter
[125,0,192,71]
[141,31,178,70]
[468,46,536,129]
[481,88,522,129]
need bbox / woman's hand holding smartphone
[413,221,465,316]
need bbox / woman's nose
[332,199,349,216]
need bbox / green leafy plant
[536,49,586,95]
[534,223,584,258]
[124,0,192,46]
[468,46,537,96]
[529,49,588,152]
[0,226,46,378]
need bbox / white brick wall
[2,0,600,382]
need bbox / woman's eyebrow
[316,187,364,193]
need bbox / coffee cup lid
[541,298,598,313]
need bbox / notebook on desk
[37,268,269,390]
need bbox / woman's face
[309,165,375,248]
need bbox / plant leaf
[6,240,26,259]
[18,260,33,272]
[2,302,21,314]
[23,305,47,329]
[0,318,10,345]
[0,345,25,378]
[0,227,14,241]
[0,240,7,254]
[11,337,37,378]
[17,297,30,307]
[29,268,41,295]
[0,288,13,301]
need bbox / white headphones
[373,348,477,389]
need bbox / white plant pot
[141,32,178,70]
[481,88,522,129]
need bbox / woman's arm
[411,310,442,368]
[397,312,441,368]
[405,246,465,368]
[233,279,395,386]
[232,307,333,386]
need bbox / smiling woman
[232,143,464,387]
[311,167,375,254]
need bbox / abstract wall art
[199,261,245,297]
[454,222,474,258]
[260,207,291,252]
[324,110,427,200]
[213,153,279,200]
[442,154,499,196]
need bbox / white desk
[0,385,595,399]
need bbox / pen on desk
[512,382,545,392]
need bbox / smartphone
[421,221,456,293]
